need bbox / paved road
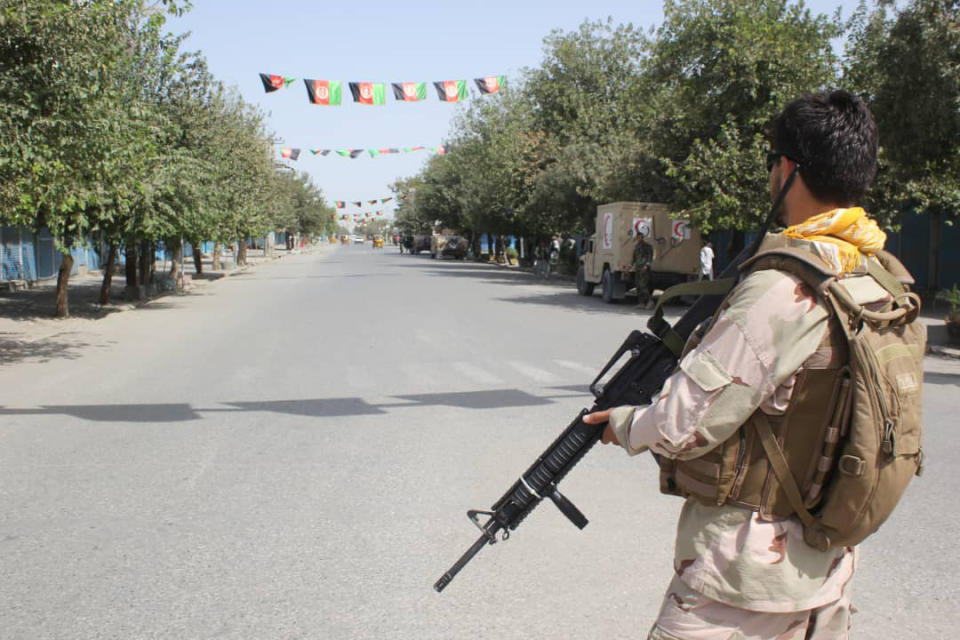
[1,245,957,639]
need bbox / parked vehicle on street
[577,202,701,303]
[353,235,365,244]
[409,235,432,254]
[372,235,385,248]
[430,234,469,260]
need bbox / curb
[928,344,960,360]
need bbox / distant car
[353,235,365,244]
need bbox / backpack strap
[740,247,836,295]
[750,411,831,551]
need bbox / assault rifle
[433,174,798,593]
[432,280,727,593]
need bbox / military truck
[576,202,701,303]
[430,233,469,260]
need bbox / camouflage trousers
[647,576,853,640]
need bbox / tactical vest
[658,247,925,550]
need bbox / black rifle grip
[547,486,588,529]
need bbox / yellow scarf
[782,207,886,274]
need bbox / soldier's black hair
[769,90,878,206]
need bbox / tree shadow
[0,333,99,366]
[0,388,575,422]
[924,371,960,386]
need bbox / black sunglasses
[766,151,795,172]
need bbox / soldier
[633,231,654,310]
[585,90,886,638]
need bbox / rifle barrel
[434,531,494,592]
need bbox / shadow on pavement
[924,371,960,386]
[0,388,579,422]
[0,333,100,366]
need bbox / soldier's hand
[583,409,620,446]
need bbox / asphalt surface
[0,244,957,639]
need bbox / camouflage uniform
[633,236,654,304]
[607,233,889,639]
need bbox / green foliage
[845,0,960,224]
[936,283,960,312]
[0,0,325,256]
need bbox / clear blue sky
[172,0,860,223]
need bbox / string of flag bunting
[327,195,408,221]
[260,74,506,105]
[280,146,449,161]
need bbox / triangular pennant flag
[381,197,393,203]
[368,149,381,158]
[260,73,295,93]
[368,199,378,205]
[304,79,342,106]
[433,80,467,102]
[349,82,386,105]
[435,145,451,155]
[392,82,428,102]
[352,201,362,207]
[474,75,506,95]
[280,148,300,161]
[403,146,426,153]
[335,201,345,209]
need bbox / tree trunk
[170,239,182,283]
[212,242,221,271]
[192,239,203,274]
[55,253,73,318]
[237,242,247,266]
[99,243,118,305]
[125,244,138,286]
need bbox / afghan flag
[398,194,408,200]
[434,80,467,102]
[336,149,364,158]
[434,145,450,155]
[310,149,331,156]
[392,82,427,102]
[376,211,384,216]
[260,73,295,93]
[365,213,371,218]
[335,201,345,209]
[349,82,386,105]
[304,79,342,106]
[403,146,426,152]
[381,197,393,203]
[474,75,505,94]
[280,148,300,161]
[368,199,378,205]
[352,201,362,207]
[341,215,349,221]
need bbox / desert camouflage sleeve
[609,269,830,459]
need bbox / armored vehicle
[577,202,701,303]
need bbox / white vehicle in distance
[352,235,365,244]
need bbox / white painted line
[553,359,598,376]
[452,362,505,386]
[506,360,562,384]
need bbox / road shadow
[0,279,131,321]
[924,371,960,386]
[0,388,569,422]
[0,332,100,366]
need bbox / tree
[845,0,960,225]
[650,0,841,235]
